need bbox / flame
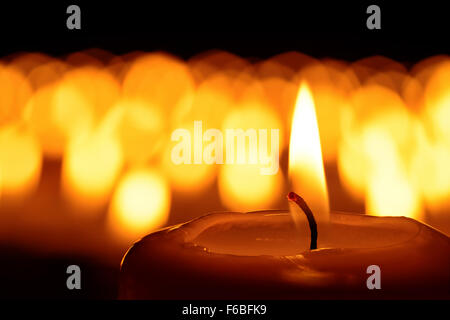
[218,163,284,211]
[288,82,329,222]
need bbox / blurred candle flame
[108,167,171,240]
[61,130,123,212]
[217,102,284,211]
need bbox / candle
[119,82,450,299]
[119,208,449,299]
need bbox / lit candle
[119,83,450,299]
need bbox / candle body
[119,211,450,299]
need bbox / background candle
[288,83,329,223]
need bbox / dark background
[0,1,448,299]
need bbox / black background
[0,2,448,61]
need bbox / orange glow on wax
[288,82,329,222]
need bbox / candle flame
[289,82,329,222]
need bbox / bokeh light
[61,130,123,212]
[288,83,329,222]
[218,163,284,212]
[0,123,42,201]
[1,49,450,254]
[0,64,32,125]
[108,167,171,240]
[112,99,165,165]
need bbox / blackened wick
[287,191,318,250]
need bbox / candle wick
[287,192,318,250]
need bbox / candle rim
[129,210,449,260]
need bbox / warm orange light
[59,67,120,123]
[108,168,171,240]
[363,126,423,219]
[0,65,32,125]
[61,131,123,212]
[161,139,217,194]
[112,99,165,165]
[122,53,195,118]
[337,83,425,220]
[2,50,448,237]
[295,62,357,163]
[218,163,284,211]
[424,61,450,146]
[217,102,284,211]
[288,82,329,222]
[25,83,94,158]
[337,130,368,201]
[410,121,450,211]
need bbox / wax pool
[119,210,450,299]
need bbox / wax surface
[192,210,421,255]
